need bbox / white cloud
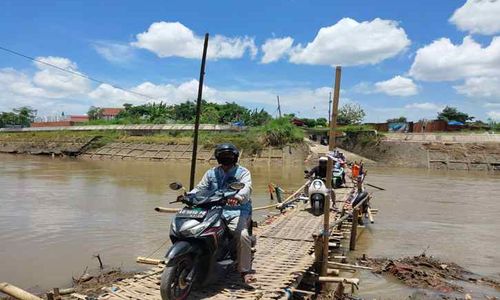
[404,102,443,110]
[454,76,500,99]
[131,21,257,60]
[88,80,218,106]
[32,56,91,95]
[487,110,500,120]
[87,79,335,117]
[409,36,500,81]
[0,56,91,112]
[286,18,410,66]
[261,37,294,63]
[374,76,418,96]
[94,42,135,63]
[450,0,500,35]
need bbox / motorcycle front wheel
[160,255,195,300]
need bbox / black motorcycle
[160,181,248,300]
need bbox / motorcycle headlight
[313,181,323,189]
[183,213,219,236]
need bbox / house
[101,108,123,120]
[68,115,89,123]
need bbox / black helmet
[214,143,240,165]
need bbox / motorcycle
[304,171,329,216]
[333,162,345,188]
[160,181,250,300]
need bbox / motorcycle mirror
[229,182,245,190]
[169,182,183,190]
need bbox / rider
[308,156,328,178]
[189,143,255,283]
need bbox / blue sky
[1,0,499,122]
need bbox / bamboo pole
[189,33,209,190]
[0,282,43,300]
[367,208,374,223]
[321,66,342,277]
[136,257,163,265]
[349,208,359,251]
[328,261,373,270]
[252,182,307,211]
[156,182,306,213]
[318,277,359,285]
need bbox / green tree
[337,103,365,125]
[316,118,328,127]
[300,118,317,128]
[172,101,196,121]
[87,106,103,120]
[437,106,474,123]
[387,116,407,123]
[200,106,220,123]
[13,106,37,126]
[246,109,271,126]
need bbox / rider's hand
[227,197,239,206]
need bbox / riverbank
[0,130,308,163]
[2,130,499,170]
[338,132,500,170]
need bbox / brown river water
[1,154,499,298]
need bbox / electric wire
[0,45,155,100]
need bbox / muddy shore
[2,131,499,170]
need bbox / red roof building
[101,108,123,120]
[68,115,89,123]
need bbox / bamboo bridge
[1,179,375,300]
[63,179,374,300]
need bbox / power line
[0,45,155,100]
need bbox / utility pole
[321,66,342,277]
[277,95,282,118]
[190,33,209,190]
[328,92,332,126]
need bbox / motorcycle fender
[164,241,198,265]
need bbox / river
[1,154,499,297]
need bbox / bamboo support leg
[349,208,359,251]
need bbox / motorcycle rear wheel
[160,256,195,300]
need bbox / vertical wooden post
[189,33,209,190]
[321,66,342,277]
[276,95,282,118]
[350,208,359,251]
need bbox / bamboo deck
[65,187,356,300]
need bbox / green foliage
[300,118,317,128]
[316,118,328,127]
[256,117,304,146]
[387,116,407,123]
[87,106,103,120]
[84,101,271,127]
[337,103,365,125]
[437,106,474,123]
[0,106,37,127]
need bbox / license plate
[177,208,207,219]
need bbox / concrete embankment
[0,132,308,164]
[338,132,500,170]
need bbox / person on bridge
[189,143,256,283]
[308,156,328,178]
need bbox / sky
[0,0,499,123]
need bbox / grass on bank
[0,119,305,155]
